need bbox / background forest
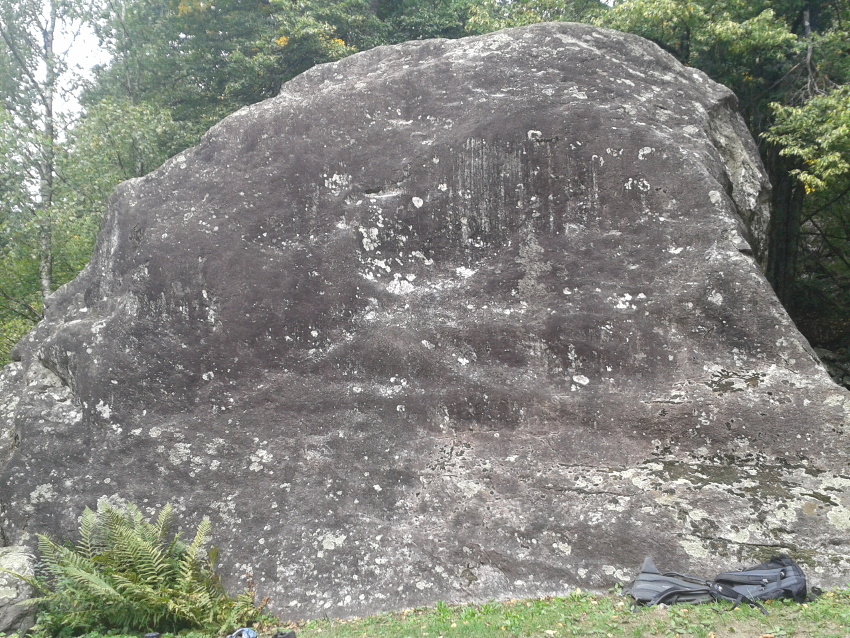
[0,0,848,369]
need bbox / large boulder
[2,22,850,618]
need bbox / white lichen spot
[680,538,710,559]
[624,177,652,191]
[527,130,542,140]
[360,227,380,252]
[455,266,476,278]
[572,375,590,386]
[169,443,192,466]
[438,183,448,191]
[601,565,629,581]
[552,542,572,556]
[95,401,112,419]
[149,426,162,438]
[323,173,352,196]
[455,479,481,498]
[820,476,850,490]
[250,449,273,472]
[709,190,723,206]
[457,357,470,366]
[320,532,347,551]
[607,293,636,310]
[415,581,433,590]
[202,371,214,381]
[638,147,655,160]
[707,291,723,305]
[667,246,684,255]
[828,506,850,530]
[411,196,424,208]
[373,484,382,492]
[421,340,435,350]
[30,483,56,503]
[387,276,414,295]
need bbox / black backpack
[711,556,807,612]
[624,555,807,613]
[622,556,714,606]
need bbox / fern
[17,503,268,637]
[76,508,100,559]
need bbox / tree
[0,0,83,299]
[0,0,100,362]
[466,0,605,31]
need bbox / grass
[290,589,850,638]
[15,588,850,638]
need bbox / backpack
[711,556,807,612]
[624,555,807,614]
[622,556,714,607]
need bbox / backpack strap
[711,582,769,615]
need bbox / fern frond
[10,595,47,610]
[0,567,51,595]
[189,517,211,560]
[155,504,176,542]
[36,534,67,579]
[77,507,100,559]
[63,564,123,601]
[177,517,211,589]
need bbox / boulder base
[2,23,850,619]
[0,547,35,636]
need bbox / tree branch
[0,285,42,322]
[0,17,49,107]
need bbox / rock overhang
[1,22,849,619]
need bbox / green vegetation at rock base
[16,589,850,638]
[9,504,268,637]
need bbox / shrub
[14,503,267,637]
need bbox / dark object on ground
[712,556,807,610]
[271,631,296,638]
[625,555,808,614]
[622,556,713,606]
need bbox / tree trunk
[38,0,57,303]
[764,146,806,307]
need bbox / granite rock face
[0,547,35,635]
[2,22,850,618]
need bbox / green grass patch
[14,588,850,638]
[292,589,850,638]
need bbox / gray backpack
[622,557,714,606]
[711,556,808,610]
[625,555,807,613]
